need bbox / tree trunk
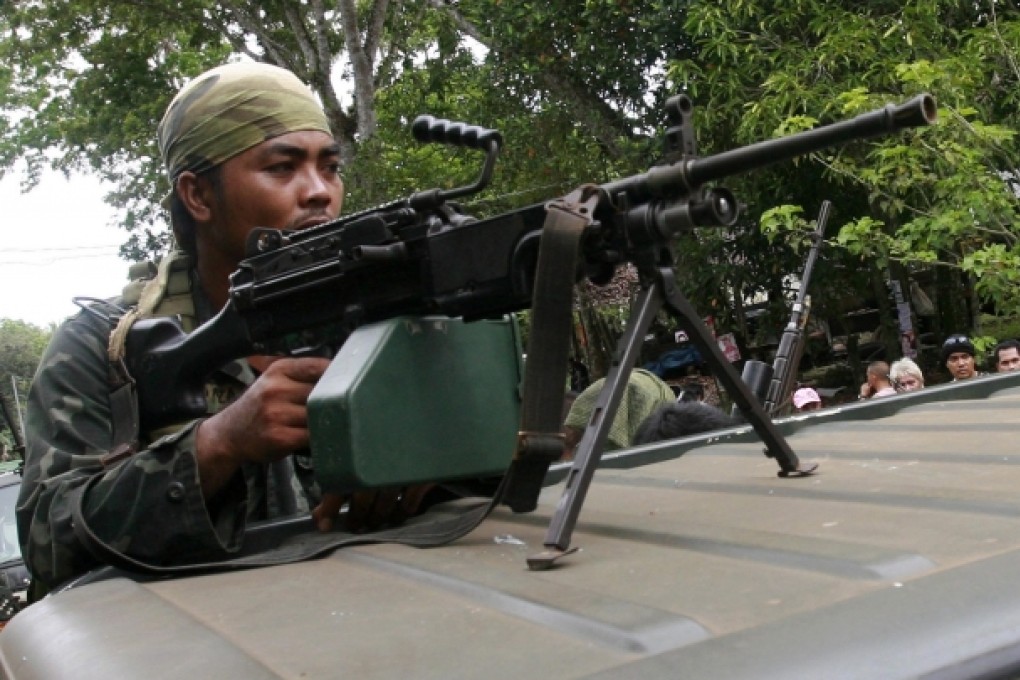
[338,0,383,142]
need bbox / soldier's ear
[175,171,215,223]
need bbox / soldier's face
[209,130,344,262]
[946,352,976,380]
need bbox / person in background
[941,335,982,381]
[675,380,705,403]
[632,401,737,445]
[890,357,925,392]
[562,368,675,457]
[792,387,823,412]
[859,361,897,399]
[993,339,1020,372]
[568,358,591,392]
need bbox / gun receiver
[127,94,936,437]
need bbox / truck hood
[4,373,1020,679]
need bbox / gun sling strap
[501,189,595,512]
[71,476,502,576]
[72,195,590,576]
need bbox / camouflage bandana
[158,62,332,185]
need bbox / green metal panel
[308,316,523,492]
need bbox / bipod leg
[655,267,817,478]
[527,283,663,571]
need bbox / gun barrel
[689,94,935,186]
[793,199,832,308]
[609,94,936,200]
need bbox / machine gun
[126,93,936,564]
[762,200,832,416]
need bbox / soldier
[16,62,416,599]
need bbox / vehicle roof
[4,373,1020,679]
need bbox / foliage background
[2,1,1018,384]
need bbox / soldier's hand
[312,486,436,533]
[196,356,330,497]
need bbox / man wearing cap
[942,335,982,381]
[17,62,394,599]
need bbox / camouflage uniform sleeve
[16,309,248,593]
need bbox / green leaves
[0,318,51,445]
[759,204,805,244]
[1,0,1018,332]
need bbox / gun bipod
[528,265,817,571]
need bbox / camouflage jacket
[16,282,313,598]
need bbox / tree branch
[423,0,633,159]
[337,0,380,138]
[281,3,320,73]
[988,0,1020,86]
[364,0,391,62]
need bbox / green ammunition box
[308,316,523,492]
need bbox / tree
[6,0,1018,374]
[0,319,51,450]
[1,1,694,377]
[0,1,456,259]
[671,0,1020,360]
[1,2,700,253]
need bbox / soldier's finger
[312,493,346,532]
[275,357,332,383]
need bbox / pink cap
[792,388,821,409]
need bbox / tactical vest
[110,249,197,358]
[103,250,202,460]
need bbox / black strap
[501,191,594,512]
[71,474,506,576]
